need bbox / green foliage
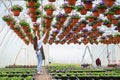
[19,20,29,27]
[26,1,40,9]
[34,9,42,15]
[76,5,85,11]
[2,15,13,22]
[81,0,94,3]
[34,2,40,8]
[61,3,75,9]
[11,5,23,12]
[103,20,112,25]
[105,11,114,15]
[71,14,81,19]
[44,3,56,11]
[85,15,96,19]
[97,3,107,9]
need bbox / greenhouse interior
[0,0,120,80]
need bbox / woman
[33,29,49,74]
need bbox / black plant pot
[68,76,77,80]
[61,76,69,80]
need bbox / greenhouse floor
[35,67,52,80]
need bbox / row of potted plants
[47,64,120,80]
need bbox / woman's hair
[33,36,38,51]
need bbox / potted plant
[56,13,68,23]
[27,1,40,13]
[43,15,54,28]
[81,0,95,10]
[86,15,96,22]
[96,18,103,26]
[44,3,56,16]
[71,14,80,24]
[61,3,73,14]
[19,20,29,27]
[105,11,114,20]
[11,5,23,16]
[103,20,112,28]
[29,9,42,18]
[76,4,87,15]
[91,6,100,17]
[67,0,76,5]
[2,14,14,25]
[79,19,88,27]
[48,0,56,2]
[111,16,119,24]
[96,2,107,13]
[24,0,38,7]
[19,20,29,31]
[104,0,116,7]
[110,5,120,15]
[33,22,40,31]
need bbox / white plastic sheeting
[49,43,120,66]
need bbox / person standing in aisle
[33,29,50,74]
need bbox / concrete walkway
[34,67,52,80]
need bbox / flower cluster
[2,15,13,22]
[71,14,80,19]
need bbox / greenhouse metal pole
[13,45,25,65]
[2,0,12,14]
[107,45,110,65]
[81,45,94,66]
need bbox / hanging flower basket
[29,7,37,13]
[68,0,76,5]
[103,20,112,28]
[79,20,88,28]
[80,9,87,15]
[33,22,40,30]
[96,19,103,26]
[19,20,30,31]
[31,18,37,22]
[2,15,14,26]
[56,13,68,23]
[97,2,107,13]
[11,5,23,16]
[76,4,87,15]
[81,0,94,10]
[44,3,56,16]
[86,15,96,22]
[64,7,72,13]
[115,9,120,15]
[92,7,100,17]
[61,3,73,14]
[84,3,92,10]
[28,1,36,7]
[104,0,116,7]
[71,14,80,23]
[27,2,40,12]
[112,17,118,24]
[48,0,56,2]
[105,11,114,20]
